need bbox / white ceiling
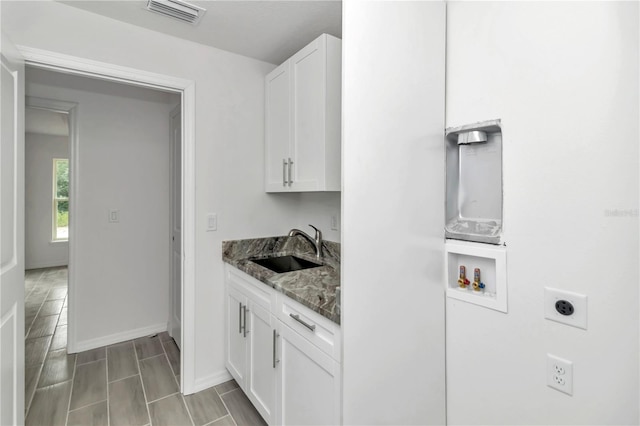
[26,108,69,137]
[60,0,342,65]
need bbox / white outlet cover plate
[331,214,339,231]
[547,353,573,395]
[544,287,587,330]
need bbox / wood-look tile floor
[25,267,266,426]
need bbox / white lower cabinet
[225,267,277,424]
[277,321,341,425]
[225,265,341,425]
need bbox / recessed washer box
[445,240,507,313]
[445,119,503,245]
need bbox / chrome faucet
[288,224,323,260]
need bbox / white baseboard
[191,369,233,395]
[25,260,69,270]
[72,322,167,353]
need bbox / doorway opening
[21,61,193,418]
[16,45,197,397]
[24,100,72,272]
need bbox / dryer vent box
[445,119,503,245]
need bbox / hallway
[24,267,266,426]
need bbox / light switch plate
[544,287,587,330]
[206,213,217,231]
[108,209,119,223]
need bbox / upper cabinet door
[289,37,324,191]
[264,34,341,193]
[265,61,291,192]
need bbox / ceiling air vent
[146,0,206,25]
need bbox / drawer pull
[289,313,316,332]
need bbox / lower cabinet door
[247,303,277,424]
[226,284,247,385]
[277,322,341,426]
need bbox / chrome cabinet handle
[243,305,249,337]
[238,303,242,334]
[272,329,279,368]
[287,158,293,186]
[282,159,287,186]
[289,313,316,331]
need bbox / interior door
[169,106,182,349]
[0,33,25,426]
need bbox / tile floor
[24,267,267,426]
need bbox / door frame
[25,96,77,263]
[18,46,198,395]
[0,47,25,426]
[168,104,181,348]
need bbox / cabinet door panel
[226,285,247,385]
[290,37,325,191]
[247,303,276,424]
[278,323,340,426]
[265,61,291,192]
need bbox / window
[53,158,69,241]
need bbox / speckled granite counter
[222,236,341,324]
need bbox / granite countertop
[222,236,341,324]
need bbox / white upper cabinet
[265,34,342,192]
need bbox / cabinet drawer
[276,294,341,361]
[226,265,276,312]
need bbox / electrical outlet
[544,287,587,330]
[330,213,339,231]
[547,354,573,395]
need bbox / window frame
[52,157,69,242]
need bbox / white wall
[446,2,639,424]
[2,0,341,390]
[25,67,179,346]
[342,2,446,424]
[25,132,69,269]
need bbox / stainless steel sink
[251,255,322,274]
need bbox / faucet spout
[288,224,323,260]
